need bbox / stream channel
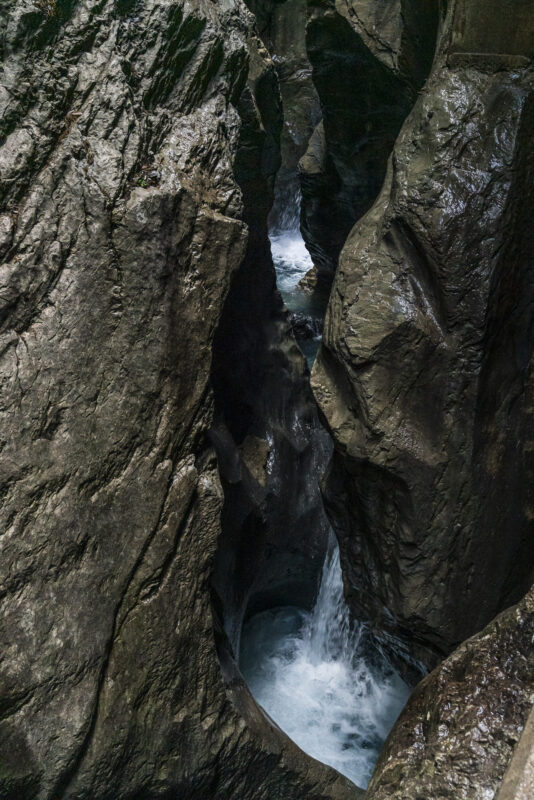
[239,207,414,789]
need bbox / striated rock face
[2,0,532,798]
[367,588,534,800]
[313,0,534,664]
[301,0,441,280]
[0,2,356,798]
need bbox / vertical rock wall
[309,5,534,794]
[452,0,534,55]
[312,0,534,663]
[0,2,356,798]
[300,0,441,281]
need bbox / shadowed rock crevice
[244,0,321,229]
[301,0,442,283]
[471,88,534,616]
[210,27,332,693]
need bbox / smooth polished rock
[312,0,534,667]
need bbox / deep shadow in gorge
[208,2,433,789]
[301,0,442,284]
[210,32,332,674]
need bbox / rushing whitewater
[271,231,314,297]
[245,192,412,787]
[270,224,325,367]
[240,544,411,788]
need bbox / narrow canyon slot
[237,185,417,789]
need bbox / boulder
[367,588,534,800]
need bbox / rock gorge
[0,1,533,800]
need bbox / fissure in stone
[239,192,415,789]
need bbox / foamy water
[270,231,314,296]
[240,546,411,788]
[270,228,325,367]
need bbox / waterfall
[240,539,412,789]
[273,185,302,231]
[269,189,325,368]
[239,184,412,790]
[305,544,356,665]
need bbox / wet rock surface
[2,0,534,798]
[301,0,441,280]
[245,0,321,228]
[290,310,324,341]
[367,589,534,800]
[313,0,534,664]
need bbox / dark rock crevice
[210,28,332,678]
[471,87,534,618]
[301,0,442,283]
[244,0,322,229]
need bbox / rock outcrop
[367,587,534,800]
[3,0,533,797]
[0,2,356,798]
[301,0,441,280]
[496,706,534,800]
[313,0,534,664]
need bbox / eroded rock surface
[313,0,534,663]
[300,0,441,280]
[367,589,534,800]
[0,2,356,798]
